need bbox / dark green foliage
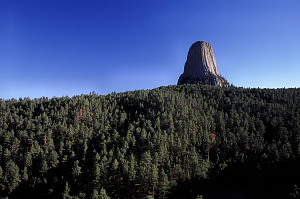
[3,160,21,194]
[0,85,299,198]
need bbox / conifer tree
[3,160,21,193]
[99,187,110,199]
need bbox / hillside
[0,85,300,198]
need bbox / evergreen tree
[158,168,170,198]
[62,181,71,199]
[99,187,110,199]
[3,160,21,193]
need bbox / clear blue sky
[1,0,300,99]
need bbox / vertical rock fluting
[178,41,228,86]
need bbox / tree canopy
[0,84,299,198]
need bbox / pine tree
[72,160,82,179]
[91,189,99,199]
[158,168,169,198]
[128,154,137,182]
[92,152,101,188]
[99,187,110,199]
[4,160,21,193]
[48,150,59,168]
[22,166,29,181]
[62,181,71,199]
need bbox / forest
[0,84,299,199]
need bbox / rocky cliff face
[178,41,228,86]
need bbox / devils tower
[178,41,228,86]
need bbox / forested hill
[0,85,300,199]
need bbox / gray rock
[178,41,228,86]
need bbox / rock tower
[178,41,228,86]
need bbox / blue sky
[1,0,300,99]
